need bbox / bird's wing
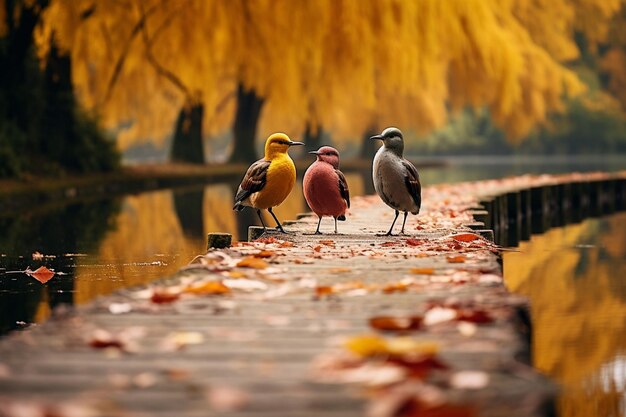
[402,159,421,210]
[234,159,271,205]
[336,169,350,208]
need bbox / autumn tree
[35,0,626,165]
[0,0,118,178]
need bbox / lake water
[1,156,625,417]
[505,211,626,417]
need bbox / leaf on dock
[236,257,268,269]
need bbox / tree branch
[100,2,160,105]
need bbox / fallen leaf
[450,233,480,242]
[410,268,434,275]
[315,286,334,297]
[344,335,389,357]
[254,250,275,258]
[151,289,180,304]
[424,307,457,326]
[456,309,493,324]
[89,329,125,350]
[27,266,55,284]
[382,282,410,293]
[222,278,267,291]
[228,271,247,278]
[405,239,424,246]
[109,303,132,314]
[446,255,466,264]
[386,355,448,379]
[369,316,422,332]
[449,371,489,389]
[236,257,268,269]
[185,281,231,295]
[319,240,335,246]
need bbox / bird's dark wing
[402,159,421,210]
[234,159,270,207]
[336,169,350,208]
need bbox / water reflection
[1,156,624,335]
[504,212,626,417]
[0,174,368,334]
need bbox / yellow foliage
[33,0,622,149]
[504,212,626,417]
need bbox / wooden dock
[0,172,624,417]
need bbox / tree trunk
[359,125,380,159]
[173,188,205,239]
[229,83,264,164]
[170,101,205,164]
[303,122,323,153]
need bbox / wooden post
[207,233,232,250]
[248,226,266,241]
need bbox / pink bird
[303,146,350,234]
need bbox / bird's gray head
[309,146,340,169]
[370,127,404,156]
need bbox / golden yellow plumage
[233,133,304,232]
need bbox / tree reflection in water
[504,212,626,417]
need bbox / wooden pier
[0,172,624,417]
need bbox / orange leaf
[254,250,275,258]
[382,282,410,293]
[381,241,399,247]
[185,281,231,295]
[410,268,434,275]
[451,233,480,242]
[405,238,423,246]
[315,286,334,297]
[228,271,247,278]
[28,266,55,284]
[319,240,335,246]
[446,255,466,263]
[236,257,268,269]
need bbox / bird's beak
[288,141,305,146]
[308,150,321,155]
[370,134,383,141]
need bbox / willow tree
[35,0,625,164]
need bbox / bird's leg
[400,211,409,234]
[256,209,267,231]
[268,207,286,233]
[385,210,400,236]
[334,217,338,234]
[315,217,323,234]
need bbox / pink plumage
[303,146,350,234]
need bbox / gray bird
[370,127,421,235]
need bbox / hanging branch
[100,1,161,105]
[139,2,192,101]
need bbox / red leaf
[151,289,180,304]
[28,266,55,284]
[456,309,494,324]
[450,233,480,242]
[405,238,424,246]
[386,355,449,379]
[369,315,422,331]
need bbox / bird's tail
[337,214,346,221]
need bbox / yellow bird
[233,133,304,232]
